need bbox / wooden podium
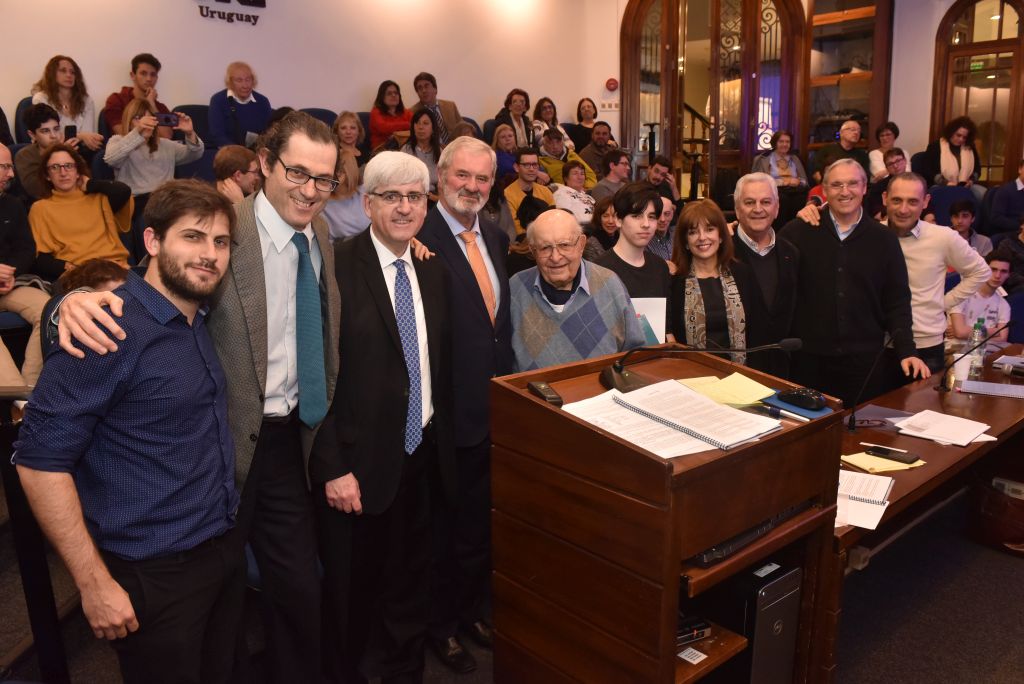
[490,351,843,683]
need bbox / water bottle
[967,318,985,379]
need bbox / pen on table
[743,404,811,423]
[859,441,908,453]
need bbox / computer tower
[696,561,802,684]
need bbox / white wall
[888,0,958,155]
[2,0,628,140]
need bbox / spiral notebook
[835,470,893,529]
[610,380,781,451]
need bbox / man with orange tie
[416,135,513,674]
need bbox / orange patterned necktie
[459,230,496,326]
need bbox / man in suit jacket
[413,72,463,146]
[311,152,456,683]
[55,111,342,683]
[731,172,800,378]
[416,136,513,673]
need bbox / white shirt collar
[368,226,414,271]
[1016,177,1024,191]
[254,190,314,254]
[737,225,776,255]
[828,207,863,239]
[227,89,257,105]
[437,202,481,239]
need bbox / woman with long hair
[31,55,103,152]
[531,97,573,150]
[920,116,984,200]
[491,123,517,180]
[334,109,367,167]
[323,113,368,242]
[583,196,618,261]
[369,80,412,150]
[400,108,441,197]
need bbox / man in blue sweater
[208,61,273,148]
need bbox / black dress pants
[104,534,245,684]
[232,414,321,684]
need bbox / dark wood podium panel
[491,350,843,683]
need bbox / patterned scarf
[682,265,747,364]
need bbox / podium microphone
[934,320,1012,392]
[599,338,803,393]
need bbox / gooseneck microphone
[846,342,890,433]
[934,321,1013,392]
[599,338,803,393]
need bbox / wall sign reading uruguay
[197,0,265,26]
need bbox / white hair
[734,172,779,204]
[438,136,496,179]
[362,151,430,195]
[823,158,867,185]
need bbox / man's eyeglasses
[826,181,863,191]
[370,191,428,206]
[280,162,339,193]
[47,162,76,173]
[517,162,539,169]
[531,234,582,259]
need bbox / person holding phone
[104,98,203,261]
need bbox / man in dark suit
[416,136,514,673]
[312,151,456,683]
[55,111,343,683]
[731,172,800,378]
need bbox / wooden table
[816,347,1024,680]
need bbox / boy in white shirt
[948,251,1011,343]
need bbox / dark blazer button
[250,433,258,442]
[258,393,265,402]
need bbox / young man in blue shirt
[14,179,240,684]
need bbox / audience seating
[992,232,1009,250]
[979,182,999,236]
[460,116,482,140]
[172,105,211,147]
[1008,292,1024,343]
[910,151,928,177]
[300,107,336,129]
[357,111,372,158]
[14,97,34,144]
[482,118,496,145]
[97,108,113,139]
[926,184,975,227]
[174,148,217,183]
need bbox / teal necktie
[290,231,327,427]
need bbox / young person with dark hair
[104,53,172,139]
[594,182,670,298]
[504,147,554,236]
[14,103,66,201]
[948,199,992,256]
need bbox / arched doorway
[932,0,1024,182]
[620,0,804,200]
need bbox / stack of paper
[893,410,990,447]
[841,452,925,473]
[677,372,775,406]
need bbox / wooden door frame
[931,0,1024,181]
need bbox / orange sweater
[28,189,132,270]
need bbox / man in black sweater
[731,172,799,378]
[781,158,928,407]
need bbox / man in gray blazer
[55,111,342,683]
[413,71,463,145]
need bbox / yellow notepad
[841,452,926,473]
[678,372,775,406]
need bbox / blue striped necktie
[290,231,327,428]
[393,259,422,454]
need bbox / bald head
[528,209,585,290]
[0,144,13,193]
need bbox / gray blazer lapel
[312,215,341,403]
[231,196,269,392]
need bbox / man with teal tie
[55,111,342,683]
[312,151,455,683]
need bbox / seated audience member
[267,105,295,128]
[531,98,573,150]
[948,199,992,256]
[41,259,129,357]
[213,145,260,204]
[29,144,132,279]
[449,121,477,140]
[335,110,367,168]
[509,209,644,371]
[583,196,618,261]
[866,147,908,219]
[645,155,680,204]
[578,122,615,179]
[15,104,66,201]
[483,182,517,243]
[412,71,462,145]
[15,180,242,684]
[538,129,596,189]
[492,123,517,180]
[751,130,808,189]
[589,149,632,202]
[868,121,900,183]
[998,215,1024,293]
[986,159,1024,234]
[104,53,171,139]
[0,143,48,387]
[400,109,441,197]
[668,199,764,363]
[552,160,596,226]
[369,80,413,150]
[919,116,985,202]
[324,112,368,242]
[568,98,608,152]
[208,61,272,148]
[732,172,799,377]
[810,119,870,184]
[493,89,534,149]
[504,148,554,236]
[31,55,103,155]
[105,99,203,196]
[948,251,1011,344]
[594,183,671,299]
[646,196,676,269]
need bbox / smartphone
[155,112,180,127]
[63,125,77,139]
[865,446,919,464]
